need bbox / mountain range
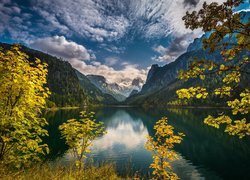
[1,12,248,107]
[0,43,117,107]
[87,74,143,101]
[125,11,250,107]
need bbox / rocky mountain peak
[86,75,106,84]
[146,64,159,83]
[132,77,143,87]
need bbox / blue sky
[0,0,249,87]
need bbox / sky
[0,0,249,87]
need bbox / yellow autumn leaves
[176,0,250,139]
[176,87,208,99]
[0,45,185,179]
[59,111,106,168]
[0,45,50,168]
[145,117,185,179]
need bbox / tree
[59,111,105,168]
[0,45,50,168]
[145,117,184,179]
[176,0,250,138]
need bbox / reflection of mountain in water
[91,110,148,151]
[43,107,250,179]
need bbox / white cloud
[30,36,92,61]
[92,121,148,150]
[33,0,130,42]
[70,59,148,88]
[153,45,168,55]
[91,61,101,66]
[2,0,246,74]
[104,57,119,66]
[0,1,35,42]
[29,35,147,88]
[161,0,225,36]
[35,9,69,34]
[148,0,227,63]
[91,111,148,151]
[152,34,194,63]
[30,0,215,41]
[1,0,241,45]
[0,2,17,33]
[100,44,125,54]
[148,0,230,64]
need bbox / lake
[43,107,250,179]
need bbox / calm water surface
[43,107,250,180]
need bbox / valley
[0,1,249,179]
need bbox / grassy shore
[1,163,123,180]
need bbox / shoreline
[44,104,231,111]
[45,106,80,111]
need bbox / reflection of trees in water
[115,107,250,179]
[96,110,144,132]
[43,107,250,179]
[153,108,250,180]
[95,107,157,137]
[43,109,81,160]
[167,108,189,116]
[91,109,149,152]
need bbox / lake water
[43,107,250,179]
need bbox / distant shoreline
[44,104,231,111]
[45,106,80,111]
[165,105,230,109]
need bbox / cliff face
[138,10,249,99]
[140,47,222,96]
[125,32,235,106]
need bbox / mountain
[87,75,143,101]
[86,75,126,101]
[132,77,144,88]
[139,45,222,94]
[76,72,117,104]
[129,89,139,97]
[0,42,117,107]
[127,47,249,107]
[126,60,249,108]
[124,48,219,106]
[125,14,250,107]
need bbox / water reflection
[89,110,152,176]
[43,107,250,179]
[171,154,206,180]
[91,110,148,151]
